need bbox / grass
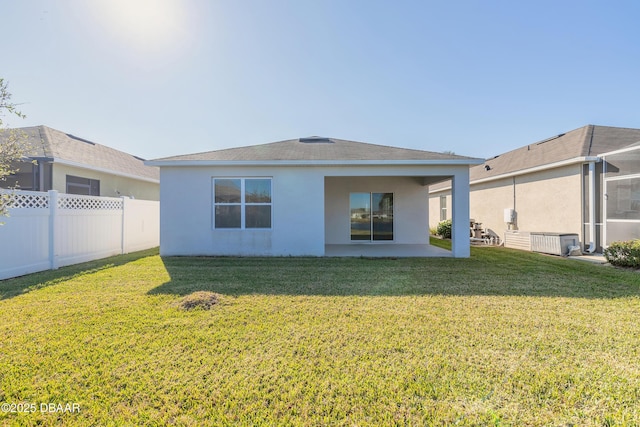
[0,242,639,426]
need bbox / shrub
[603,240,640,269]
[436,219,452,239]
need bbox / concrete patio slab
[325,244,452,258]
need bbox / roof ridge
[37,125,53,157]
[584,124,595,156]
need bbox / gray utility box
[530,232,579,256]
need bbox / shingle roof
[471,125,640,182]
[151,137,479,163]
[7,125,159,181]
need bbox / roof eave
[597,142,640,157]
[428,156,600,193]
[54,158,160,184]
[471,156,600,185]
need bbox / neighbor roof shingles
[471,125,640,182]
[11,125,159,181]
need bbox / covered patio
[324,172,471,258]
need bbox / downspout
[586,161,597,253]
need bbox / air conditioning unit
[530,232,579,256]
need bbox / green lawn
[1,242,639,426]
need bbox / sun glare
[88,0,191,56]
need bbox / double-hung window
[439,195,447,221]
[213,178,272,229]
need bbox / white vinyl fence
[0,190,159,280]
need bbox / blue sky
[3,0,640,160]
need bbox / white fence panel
[55,193,124,268]
[123,198,160,253]
[0,190,51,279]
[0,190,159,280]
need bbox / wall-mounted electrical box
[504,208,515,223]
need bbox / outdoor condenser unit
[530,232,579,256]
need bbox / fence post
[48,190,59,270]
[121,196,127,255]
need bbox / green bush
[603,240,640,268]
[436,219,452,239]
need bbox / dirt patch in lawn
[176,291,221,310]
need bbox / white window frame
[212,177,272,230]
[439,195,447,221]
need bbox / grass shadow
[149,245,640,299]
[0,248,159,300]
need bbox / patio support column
[451,169,471,258]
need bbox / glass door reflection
[350,193,371,240]
[350,192,393,241]
[372,193,393,240]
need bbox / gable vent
[299,136,333,143]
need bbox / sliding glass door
[372,192,394,240]
[350,192,394,241]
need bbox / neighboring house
[429,125,640,253]
[146,136,483,257]
[1,125,159,200]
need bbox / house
[429,125,640,253]
[1,125,159,200]
[146,137,483,257]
